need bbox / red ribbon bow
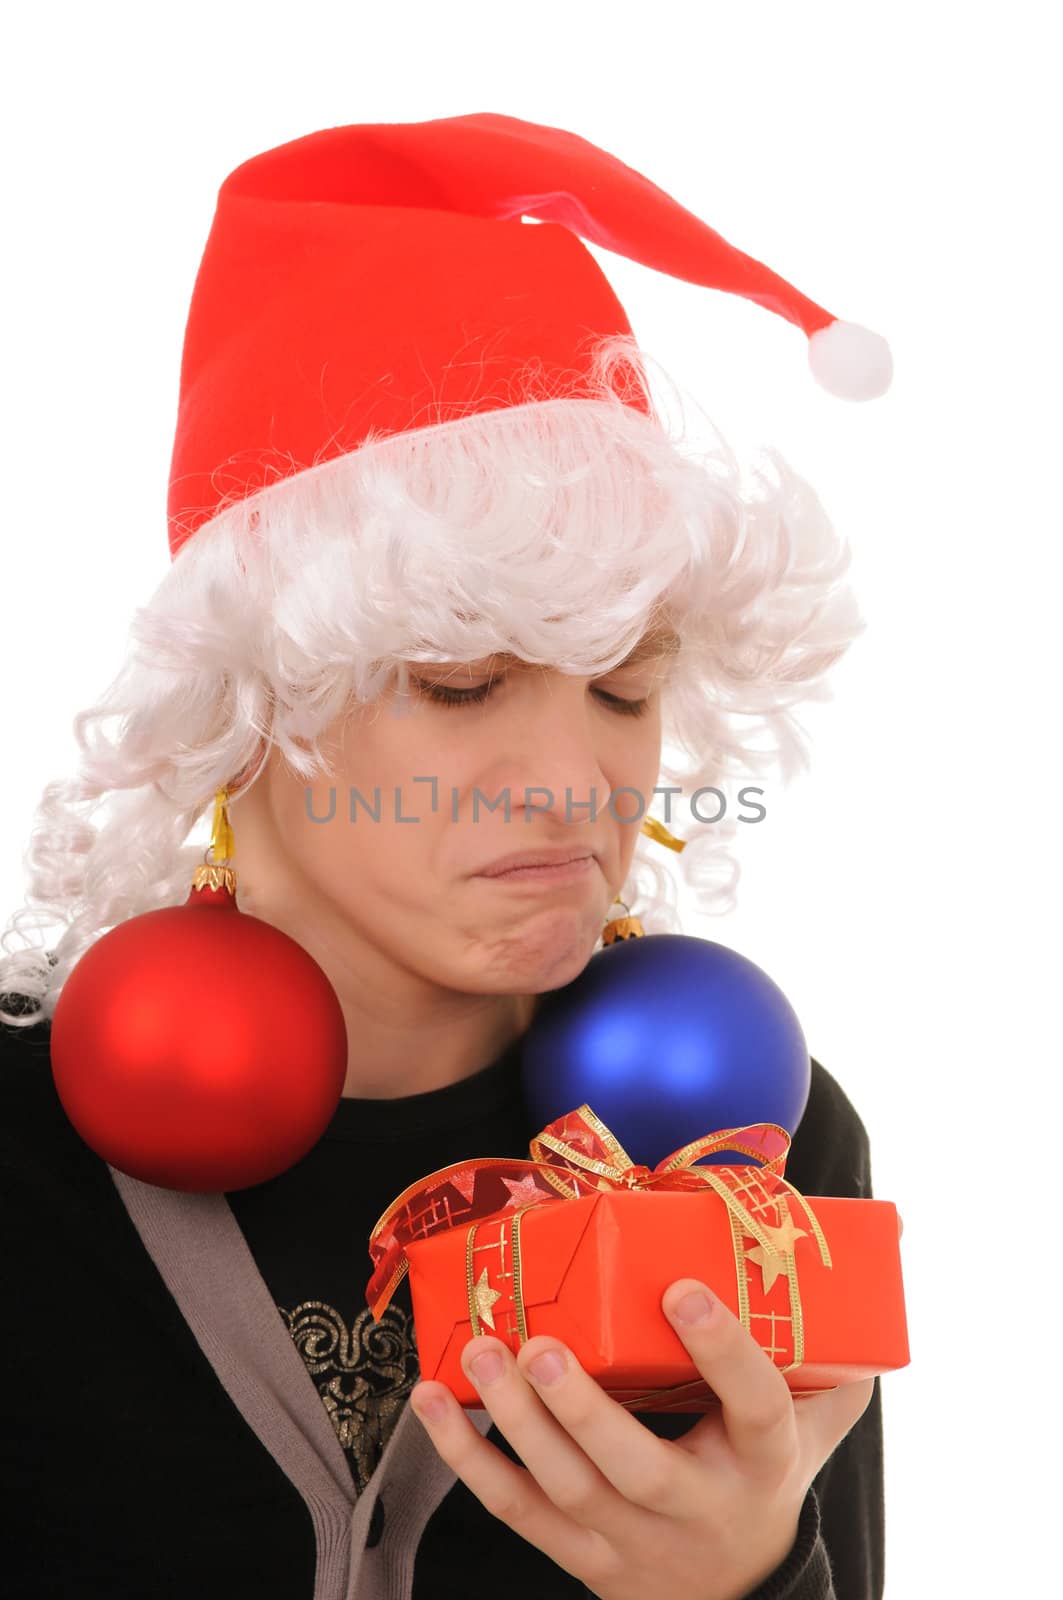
[366,1102,829,1322]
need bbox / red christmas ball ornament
[50,791,347,1193]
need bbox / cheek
[601,712,662,806]
[302,747,460,914]
[294,786,450,922]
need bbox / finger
[457,1335,689,1534]
[897,1210,904,1239]
[662,1279,797,1474]
[409,1378,605,1576]
[791,1376,876,1474]
[509,1334,706,1520]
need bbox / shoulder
[783,1054,875,1199]
[0,999,55,1087]
[0,1002,82,1174]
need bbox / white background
[2,2,1058,1590]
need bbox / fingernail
[673,1288,714,1326]
[527,1349,566,1386]
[414,1392,447,1423]
[469,1349,504,1386]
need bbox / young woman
[0,113,890,1599]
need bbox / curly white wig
[0,334,863,1028]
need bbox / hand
[408,1267,883,1600]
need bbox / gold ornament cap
[192,862,237,894]
[602,905,645,944]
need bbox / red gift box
[366,1106,909,1413]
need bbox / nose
[501,681,616,826]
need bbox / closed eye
[412,677,651,718]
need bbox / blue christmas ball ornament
[520,934,811,1171]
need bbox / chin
[505,912,600,989]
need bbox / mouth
[475,853,597,886]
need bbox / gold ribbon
[639,815,686,852]
[209,787,235,862]
[367,1105,831,1387]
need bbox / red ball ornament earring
[50,785,348,1194]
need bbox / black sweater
[0,1006,884,1598]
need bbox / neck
[229,866,541,1103]
[329,987,539,1101]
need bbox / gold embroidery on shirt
[278,1298,419,1494]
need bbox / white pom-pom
[807,320,893,401]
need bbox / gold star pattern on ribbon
[500,1174,548,1207]
[448,1169,478,1204]
[742,1214,809,1294]
[472,1266,503,1330]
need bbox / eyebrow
[613,630,681,668]
[515,629,682,671]
[413,629,680,679]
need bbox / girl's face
[252,630,675,1000]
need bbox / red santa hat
[166,110,892,560]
